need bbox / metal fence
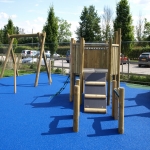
[0,53,70,76]
[1,41,150,84]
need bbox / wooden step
[85,94,106,99]
[84,107,106,113]
[85,81,106,86]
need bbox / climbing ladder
[84,69,108,113]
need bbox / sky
[0,0,150,38]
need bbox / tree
[2,19,20,44]
[101,6,113,41]
[0,29,3,44]
[3,19,14,44]
[75,5,101,42]
[114,0,134,55]
[43,6,58,55]
[57,18,72,42]
[143,18,150,41]
[135,12,144,41]
[114,0,134,41]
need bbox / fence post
[118,87,124,134]
[128,59,130,80]
[121,63,123,73]
[62,58,64,75]
[73,84,79,132]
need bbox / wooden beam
[34,32,46,87]
[8,32,42,38]
[0,38,14,78]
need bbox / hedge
[128,47,150,59]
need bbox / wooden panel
[83,46,108,69]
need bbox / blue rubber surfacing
[0,73,150,150]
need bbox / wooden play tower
[70,28,122,112]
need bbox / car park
[138,52,150,67]
[66,50,70,63]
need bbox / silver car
[26,50,38,58]
[21,50,30,58]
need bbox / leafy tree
[143,18,150,41]
[101,6,113,42]
[17,37,38,44]
[114,0,134,41]
[43,6,58,55]
[3,19,14,44]
[114,0,134,54]
[2,19,20,44]
[0,29,3,44]
[75,5,101,42]
[57,18,72,42]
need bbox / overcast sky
[0,0,149,37]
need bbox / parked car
[36,51,50,58]
[138,52,150,67]
[22,57,38,64]
[120,53,129,64]
[66,50,70,63]
[21,50,30,58]
[45,51,51,58]
[52,52,60,59]
[26,50,38,58]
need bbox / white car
[53,52,60,58]
[21,50,30,58]
[26,50,39,58]
[22,57,38,64]
[37,51,51,58]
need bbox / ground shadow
[41,115,73,135]
[29,93,73,110]
[87,116,118,137]
[29,93,85,113]
[125,91,150,118]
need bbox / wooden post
[43,50,49,78]
[113,31,118,82]
[17,54,21,70]
[114,93,118,120]
[115,31,118,44]
[0,38,14,78]
[117,28,121,88]
[73,85,79,132]
[112,80,116,117]
[118,87,124,134]
[70,38,75,102]
[11,48,19,76]
[49,59,52,84]
[107,38,112,105]
[14,56,16,93]
[76,79,80,115]
[79,38,85,104]
[35,32,46,86]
